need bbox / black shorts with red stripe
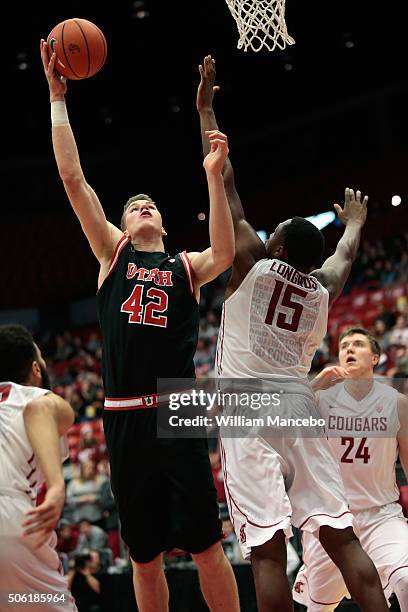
[103,408,223,563]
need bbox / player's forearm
[200,110,245,223]
[206,172,235,266]
[24,404,65,492]
[199,109,219,157]
[324,222,362,268]
[51,101,83,181]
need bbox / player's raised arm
[196,55,265,279]
[397,393,408,479]
[188,130,234,289]
[22,393,74,548]
[312,188,368,305]
[41,39,122,263]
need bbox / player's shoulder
[372,378,399,400]
[0,382,49,410]
[319,382,345,405]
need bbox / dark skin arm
[311,188,368,306]
[197,55,265,297]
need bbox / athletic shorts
[220,399,353,560]
[293,502,408,610]
[103,410,223,563]
[0,490,77,612]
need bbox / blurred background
[1,1,408,610]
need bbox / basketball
[47,18,107,80]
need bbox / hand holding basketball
[46,18,107,81]
[203,130,229,175]
[334,188,368,227]
[40,39,67,102]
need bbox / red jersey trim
[97,234,130,294]
[180,251,195,295]
[298,510,352,530]
[108,235,129,274]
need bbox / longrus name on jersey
[269,261,318,291]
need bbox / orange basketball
[47,18,107,80]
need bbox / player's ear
[123,229,130,237]
[28,360,42,386]
[161,227,167,237]
[372,353,380,368]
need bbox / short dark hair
[74,552,91,570]
[283,217,325,272]
[339,326,381,357]
[0,324,36,383]
[120,193,154,230]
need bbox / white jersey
[216,258,329,380]
[318,381,400,511]
[0,381,68,509]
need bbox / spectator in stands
[194,338,214,377]
[77,423,106,465]
[88,549,103,575]
[76,518,108,552]
[372,319,391,352]
[86,332,101,356]
[66,460,107,524]
[375,305,396,331]
[200,310,220,340]
[69,552,101,612]
[54,333,76,362]
[389,315,408,348]
[65,388,85,418]
[56,518,79,557]
[76,519,112,570]
[380,260,397,286]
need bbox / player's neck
[344,376,374,401]
[131,237,165,253]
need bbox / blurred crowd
[34,237,408,610]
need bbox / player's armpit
[311,265,346,306]
[188,248,232,288]
[226,219,267,293]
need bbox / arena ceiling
[3,0,408,252]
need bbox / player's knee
[319,525,357,558]
[192,541,225,572]
[131,554,163,579]
[251,531,287,568]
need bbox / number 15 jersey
[216,258,329,379]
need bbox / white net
[225,0,295,52]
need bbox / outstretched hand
[203,130,229,175]
[334,188,368,227]
[40,39,67,102]
[197,55,220,113]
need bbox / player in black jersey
[41,42,239,612]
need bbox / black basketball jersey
[96,236,199,399]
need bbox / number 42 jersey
[216,258,329,379]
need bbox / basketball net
[225,0,295,52]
